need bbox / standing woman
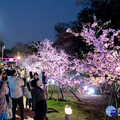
[2,71,10,105]
[0,70,9,120]
[24,78,32,110]
[2,72,8,82]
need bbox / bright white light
[65,105,72,115]
[88,88,95,94]
[48,79,55,85]
[51,80,55,84]
[84,86,88,91]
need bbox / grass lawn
[46,99,87,120]
[46,85,109,120]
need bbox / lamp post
[65,105,72,120]
[17,54,21,67]
[2,45,5,64]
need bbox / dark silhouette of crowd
[0,65,48,120]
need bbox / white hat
[37,80,42,86]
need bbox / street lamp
[2,45,5,64]
[17,55,21,60]
[16,51,21,67]
[65,105,72,120]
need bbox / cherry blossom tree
[69,17,120,119]
[21,16,120,98]
[67,16,120,88]
[20,39,81,100]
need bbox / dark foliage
[53,33,93,59]
[53,0,120,58]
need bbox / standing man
[31,80,47,120]
[8,69,24,120]
[31,73,39,88]
[42,72,48,99]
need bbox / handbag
[6,106,13,119]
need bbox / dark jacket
[31,78,39,88]
[42,75,47,84]
[2,76,8,82]
[31,86,46,111]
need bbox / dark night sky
[0,0,82,49]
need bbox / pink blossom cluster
[21,17,120,87]
[20,39,81,87]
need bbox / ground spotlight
[84,86,88,91]
[88,88,95,94]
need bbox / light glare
[88,88,95,94]
[17,56,21,60]
[65,105,72,115]
[84,86,88,91]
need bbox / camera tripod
[105,80,119,120]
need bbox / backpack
[0,80,3,89]
[42,75,47,84]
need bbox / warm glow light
[27,77,30,81]
[65,105,72,115]
[1,63,4,65]
[17,56,21,60]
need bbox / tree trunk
[49,85,56,99]
[57,86,60,101]
[60,86,65,100]
[68,87,82,102]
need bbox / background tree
[53,0,120,59]
[11,42,31,58]
[21,40,81,101]
[67,16,120,88]
[54,23,70,38]
[53,33,93,59]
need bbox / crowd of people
[0,65,48,120]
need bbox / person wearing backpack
[0,70,9,120]
[42,72,48,99]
